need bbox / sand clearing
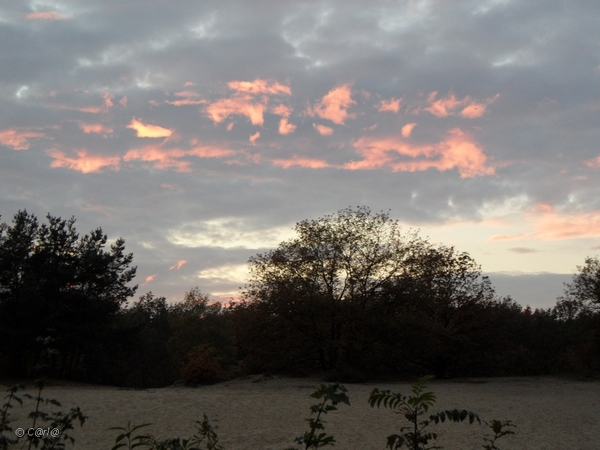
[4,376,600,449]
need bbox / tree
[388,245,496,377]
[242,207,426,372]
[555,256,600,319]
[0,210,137,378]
[239,206,498,378]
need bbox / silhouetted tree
[0,210,137,378]
[241,207,426,373]
[555,256,600,319]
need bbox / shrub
[182,346,223,385]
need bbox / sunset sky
[2,0,599,308]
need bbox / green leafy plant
[369,376,514,450]
[108,414,223,450]
[0,384,23,449]
[481,420,516,450]
[0,382,86,450]
[287,383,350,450]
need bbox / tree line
[0,207,598,387]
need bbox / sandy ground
[3,375,600,449]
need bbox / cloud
[401,123,417,137]
[103,93,113,110]
[167,91,206,106]
[308,84,355,125]
[228,80,291,96]
[313,123,333,136]
[0,129,45,150]
[187,144,235,159]
[123,143,235,172]
[249,131,260,145]
[205,79,291,126]
[24,11,72,21]
[168,219,294,249]
[489,205,600,242]
[79,123,113,135]
[272,105,296,134]
[47,149,121,173]
[127,118,173,138]
[169,260,187,270]
[271,155,330,169]
[346,128,495,178]
[278,118,296,135]
[509,247,539,254]
[144,274,157,284]
[424,92,499,118]
[534,210,600,241]
[424,92,463,117]
[123,146,190,172]
[585,156,600,168]
[206,97,267,126]
[378,98,402,113]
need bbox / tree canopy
[240,207,496,377]
[0,210,137,377]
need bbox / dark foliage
[1,207,599,386]
[0,210,136,379]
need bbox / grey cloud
[2,0,599,303]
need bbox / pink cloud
[488,206,600,242]
[187,144,235,158]
[278,118,296,135]
[378,98,402,113]
[144,274,156,284]
[227,79,291,96]
[0,129,45,150]
[79,123,113,135]
[175,91,201,98]
[585,156,600,168]
[313,123,333,136]
[424,92,499,118]
[271,104,296,134]
[308,85,355,125]
[123,146,190,172]
[103,93,113,109]
[205,97,266,125]
[346,128,494,178]
[205,79,291,126]
[167,91,206,106]
[24,11,71,21]
[119,96,128,107]
[271,156,330,169]
[424,92,464,117]
[169,260,187,270]
[271,104,292,117]
[401,123,417,137]
[47,149,120,173]
[124,143,235,172]
[127,118,173,138]
[249,131,261,145]
[167,98,207,106]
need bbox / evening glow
[1,0,597,307]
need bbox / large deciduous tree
[239,207,497,378]
[0,210,137,377]
[555,256,600,320]
[242,207,423,371]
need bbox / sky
[1,0,599,309]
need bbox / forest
[0,207,599,388]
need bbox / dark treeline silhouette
[0,208,599,387]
